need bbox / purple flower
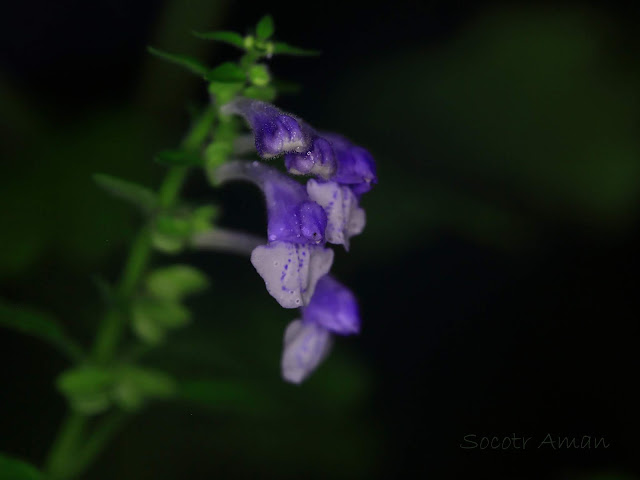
[306,179,365,250]
[281,275,360,383]
[216,161,334,308]
[222,99,312,159]
[216,161,327,244]
[281,320,332,384]
[301,275,360,334]
[251,242,333,308]
[322,133,377,195]
[284,136,336,180]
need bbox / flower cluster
[218,99,377,383]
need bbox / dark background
[1,1,639,479]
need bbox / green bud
[248,64,271,87]
[208,81,244,105]
[146,265,209,302]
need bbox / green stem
[45,106,217,480]
[73,411,129,477]
[44,413,87,480]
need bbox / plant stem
[44,413,87,480]
[44,106,216,480]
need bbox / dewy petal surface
[281,319,332,384]
[322,133,378,194]
[222,98,312,158]
[306,179,365,249]
[251,241,334,308]
[302,275,361,334]
[217,161,327,244]
[284,136,337,180]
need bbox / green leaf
[0,453,43,480]
[56,366,114,414]
[204,140,233,170]
[154,213,192,237]
[146,265,209,301]
[147,46,209,77]
[256,15,275,40]
[191,205,218,233]
[155,149,203,167]
[192,30,245,49]
[208,81,244,104]
[57,366,114,396]
[248,64,270,86]
[205,62,246,83]
[0,300,84,361]
[113,366,176,411]
[93,174,157,214]
[243,85,277,102]
[272,41,320,56]
[132,298,190,344]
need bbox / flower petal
[217,161,327,244]
[302,275,360,334]
[306,179,366,249]
[281,319,332,384]
[322,133,377,194]
[250,242,334,308]
[284,136,337,180]
[222,98,312,158]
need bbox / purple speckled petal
[251,242,334,308]
[306,179,365,250]
[302,275,360,335]
[281,319,332,384]
[222,98,312,158]
[284,136,337,180]
[322,133,377,194]
[217,161,327,245]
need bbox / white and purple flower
[217,98,376,383]
[281,275,360,384]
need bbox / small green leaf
[93,174,157,214]
[0,453,43,480]
[272,41,320,56]
[205,62,246,83]
[57,366,114,396]
[57,366,114,414]
[248,64,270,86]
[191,205,218,233]
[155,149,203,167]
[208,81,244,104]
[146,265,209,301]
[113,366,176,411]
[0,300,84,361]
[154,214,192,237]
[256,15,275,40]
[147,46,209,77]
[132,298,190,344]
[150,231,184,254]
[205,141,233,170]
[192,30,245,49]
[243,85,277,102]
